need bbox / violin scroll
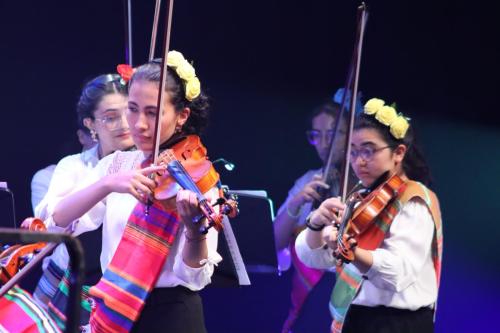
[0,218,47,285]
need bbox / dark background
[0,1,499,332]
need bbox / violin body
[0,218,46,284]
[154,135,220,200]
[149,135,238,233]
[336,174,406,264]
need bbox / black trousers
[342,304,434,333]
[130,286,207,333]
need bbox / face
[85,93,133,156]
[127,80,189,152]
[308,112,336,163]
[350,128,406,187]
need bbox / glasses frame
[306,129,336,146]
[94,111,128,131]
[350,145,395,161]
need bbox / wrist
[286,201,302,219]
[184,229,207,242]
[305,212,324,231]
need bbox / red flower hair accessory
[117,64,135,84]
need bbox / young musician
[296,98,442,333]
[51,51,219,333]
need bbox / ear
[176,107,191,127]
[83,117,95,131]
[393,144,407,164]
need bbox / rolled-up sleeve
[295,229,336,269]
[172,187,223,290]
[173,226,221,290]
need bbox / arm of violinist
[172,188,222,290]
[304,197,344,249]
[351,247,373,274]
[52,165,164,228]
[179,189,209,268]
[274,174,329,250]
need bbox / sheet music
[221,216,251,285]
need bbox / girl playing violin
[295,98,442,333]
[51,52,219,333]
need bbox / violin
[335,173,406,264]
[149,135,238,233]
[0,218,47,285]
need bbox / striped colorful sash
[281,237,325,333]
[33,259,65,311]
[89,200,180,333]
[0,286,61,333]
[329,181,443,333]
[47,269,93,331]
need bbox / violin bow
[123,0,133,66]
[340,3,368,202]
[323,3,368,203]
[152,0,174,165]
[149,0,162,61]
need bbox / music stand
[210,188,278,287]
[0,182,16,228]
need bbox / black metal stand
[0,228,85,333]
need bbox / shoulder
[397,180,441,224]
[31,164,56,184]
[399,181,439,207]
[101,150,144,174]
[54,152,86,169]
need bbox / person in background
[29,73,133,329]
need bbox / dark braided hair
[353,113,432,186]
[128,60,210,135]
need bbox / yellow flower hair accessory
[364,98,410,139]
[166,50,201,101]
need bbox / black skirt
[130,286,206,333]
[342,304,434,333]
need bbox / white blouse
[295,198,437,310]
[48,150,221,291]
[36,145,100,270]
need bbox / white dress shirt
[295,198,437,310]
[36,145,100,270]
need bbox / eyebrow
[351,141,377,147]
[101,108,125,114]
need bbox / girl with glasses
[274,100,341,333]
[28,73,134,328]
[295,98,442,333]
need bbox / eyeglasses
[350,145,394,161]
[94,111,127,131]
[306,129,335,146]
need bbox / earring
[90,129,98,142]
[175,125,182,133]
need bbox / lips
[115,132,131,139]
[133,134,151,143]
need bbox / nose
[115,113,129,131]
[134,112,148,131]
[352,154,367,167]
[319,134,331,150]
